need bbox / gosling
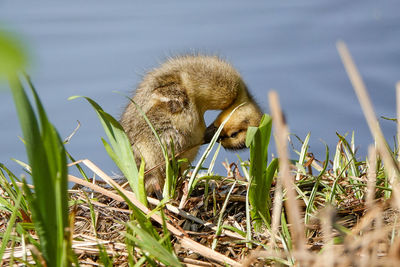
[120,55,262,195]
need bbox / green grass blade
[208,142,222,175]
[66,152,90,181]
[123,95,166,156]
[160,209,174,253]
[0,30,27,79]
[280,209,293,262]
[336,133,362,199]
[0,164,29,215]
[305,144,329,226]
[109,181,159,239]
[336,133,360,177]
[163,138,181,199]
[25,75,70,266]
[122,96,178,199]
[247,114,274,230]
[0,191,22,260]
[332,141,341,176]
[125,223,182,267]
[185,104,246,200]
[9,75,71,266]
[238,155,253,247]
[329,159,353,203]
[97,243,113,267]
[212,180,237,250]
[71,95,148,205]
[295,133,310,180]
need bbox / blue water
[1,1,399,177]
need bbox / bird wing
[151,83,189,114]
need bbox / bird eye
[230,130,241,138]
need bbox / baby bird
[203,87,262,150]
[120,55,262,195]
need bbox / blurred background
[0,0,399,177]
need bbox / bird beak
[203,124,218,144]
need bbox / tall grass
[6,74,73,266]
[0,30,27,80]
[2,40,400,266]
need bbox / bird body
[120,55,262,194]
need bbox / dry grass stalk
[366,145,377,209]
[3,51,400,266]
[147,196,244,240]
[336,40,400,209]
[70,159,240,266]
[180,257,215,267]
[270,164,283,243]
[268,91,306,250]
[397,82,400,162]
[320,206,335,267]
[268,91,306,251]
[69,172,243,240]
[241,250,284,267]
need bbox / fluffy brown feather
[120,55,262,195]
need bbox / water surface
[1,1,399,176]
